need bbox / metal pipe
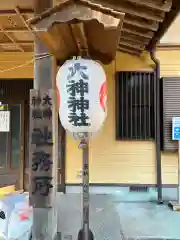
[78,138,94,240]
[82,139,89,240]
[150,49,163,204]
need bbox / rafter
[122,0,172,11]
[0,26,24,52]
[118,46,141,56]
[120,36,148,45]
[119,39,145,51]
[0,9,33,16]
[0,28,45,33]
[124,15,159,31]
[119,43,144,52]
[122,28,154,39]
[0,28,29,33]
[14,6,33,33]
[90,0,165,22]
[120,33,150,44]
[0,41,33,46]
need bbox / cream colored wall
[66,51,158,184]
[67,50,180,184]
[0,53,33,79]
[157,49,180,77]
[0,50,178,184]
[157,49,180,184]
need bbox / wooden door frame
[0,100,25,190]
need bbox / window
[116,71,155,140]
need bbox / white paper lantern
[56,57,107,138]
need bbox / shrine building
[0,0,180,202]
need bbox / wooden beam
[121,32,151,43]
[120,35,148,45]
[157,43,180,48]
[91,0,165,22]
[120,33,150,44]
[0,9,34,15]
[122,0,172,11]
[0,28,30,33]
[0,28,44,33]
[0,41,33,46]
[123,28,154,39]
[118,46,141,56]
[14,6,34,33]
[119,43,144,52]
[0,26,24,52]
[124,15,159,31]
[0,49,32,53]
[119,39,145,51]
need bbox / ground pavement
[57,193,180,240]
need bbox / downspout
[150,49,163,204]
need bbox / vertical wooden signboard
[29,89,54,208]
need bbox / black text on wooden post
[29,89,54,208]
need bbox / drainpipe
[150,49,163,204]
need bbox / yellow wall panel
[66,51,157,184]
[0,50,179,185]
[157,49,180,77]
[0,53,33,79]
[157,49,180,184]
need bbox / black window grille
[116,71,155,140]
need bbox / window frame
[115,71,155,141]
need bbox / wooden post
[78,139,94,240]
[29,0,58,239]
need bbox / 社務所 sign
[172,117,180,140]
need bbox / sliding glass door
[0,102,24,190]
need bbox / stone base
[77,229,94,240]
[168,201,180,211]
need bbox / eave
[0,0,178,63]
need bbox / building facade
[0,48,180,200]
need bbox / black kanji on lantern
[68,112,89,126]
[66,79,88,97]
[67,97,89,113]
[31,95,42,107]
[32,176,53,196]
[42,94,52,106]
[32,151,52,171]
[68,63,88,80]
[31,126,52,146]
[66,62,91,127]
